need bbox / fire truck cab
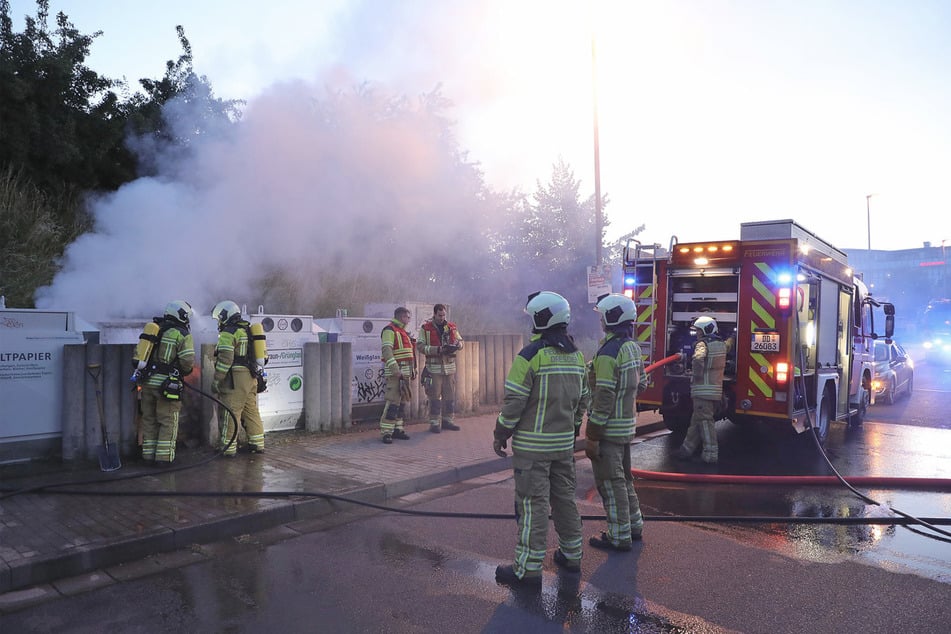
[624,219,894,442]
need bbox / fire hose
[2,350,949,541]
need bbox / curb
[0,416,669,601]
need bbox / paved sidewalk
[0,410,665,601]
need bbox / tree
[0,1,240,307]
[0,166,88,307]
[124,25,243,177]
[488,158,610,343]
[0,0,130,193]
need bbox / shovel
[87,363,122,472]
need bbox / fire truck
[623,219,895,442]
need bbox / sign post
[587,265,612,303]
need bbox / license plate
[751,332,780,352]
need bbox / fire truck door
[837,287,854,415]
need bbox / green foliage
[0,166,89,306]
[124,25,243,176]
[486,158,611,339]
[0,0,130,193]
[0,0,241,306]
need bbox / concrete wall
[58,335,522,462]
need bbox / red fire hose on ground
[630,470,951,490]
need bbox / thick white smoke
[34,77,491,323]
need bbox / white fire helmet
[693,315,718,337]
[595,293,637,327]
[164,300,193,325]
[212,300,241,326]
[525,291,571,330]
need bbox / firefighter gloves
[493,422,512,457]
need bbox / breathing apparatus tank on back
[133,321,161,372]
[250,322,268,371]
[131,300,193,384]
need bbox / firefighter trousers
[380,373,411,437]
[140,385,181,463]
[591,440,643,543]
[425,372,456,425]
[683,397,718,463]
[218,370,264,454]
[511,454,583,577]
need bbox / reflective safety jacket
[417,319,463,375]
[497,334,588,459]
[586,332,647,444]
[382,319,415,378]
[214,322,254,384]
[690,336,726,401]
[140,320,195,388]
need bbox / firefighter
[417,303,463,433]
[586,293,649,550]
[380,306,416,444]
[212,300,266,456]
[133,300,195,466]
[493,291,588,588]
[673,315,727,464]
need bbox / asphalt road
[2,350,949,633]
[1,460,947,634]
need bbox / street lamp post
[866,194,875,251]
[591,35,602,266]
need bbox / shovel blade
[99,442,122,472]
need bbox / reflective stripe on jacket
[417,320,463,375]
[214,326,252,383]
[498,334,588,459]
[586,333,647,443]
[691,337,726,400]
[143,324,195,387]
[382,320,415,378]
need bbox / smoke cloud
[34,77,496,323]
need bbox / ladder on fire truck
[625,240,664,365]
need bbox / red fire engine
[624,219,894,442]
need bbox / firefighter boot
[441,419,460,431]
[671,446,696,462]
[553,549,581,573]
[589,532,633,552]
[495,565,541,589]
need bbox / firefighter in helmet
[586,293,649,550]
[417,303,463,433]
[132,300,195,465]
[493,291,588,587]
[212,300,266,455]
[379,306,416,444]
[673,315,727,464]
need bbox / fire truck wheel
[848,380,870,427]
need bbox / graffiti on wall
[353,366,386,404]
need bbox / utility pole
[866,193,875,251]
[592,35,602,266]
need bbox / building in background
[845,242,950,340]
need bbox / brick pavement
[0,410,665,600]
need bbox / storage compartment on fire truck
[665,271,738,380]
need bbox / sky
[8,0,951,319]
